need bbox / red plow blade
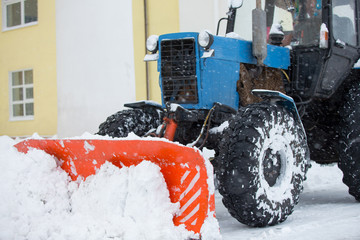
[15,139,215,234]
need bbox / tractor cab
[227,0,360,101]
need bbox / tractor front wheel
[218,103,310,227]
[97,108,163,138]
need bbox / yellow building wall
[133,0,180,103]
[0,0,57,137]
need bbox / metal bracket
[201,49,215,58]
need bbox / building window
[2,0,38,30]
[9,69,34,120]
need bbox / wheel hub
[263,148,282,187]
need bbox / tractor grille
[160,38,198,104]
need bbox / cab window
[332,0,357,46]
[292,0,322,46]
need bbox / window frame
[9,69,35,121]
[2,0,38,31]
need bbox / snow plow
[15,138,215,234]
[15,0,360,234]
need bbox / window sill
[10,116,34,122]
[2,22,38,32]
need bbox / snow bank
[0,136,199,240]
[303,161,345,193]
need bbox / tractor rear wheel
[97,108,163,138]
[217,103,310,227]
[339,81,360,202]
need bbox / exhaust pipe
[252,0,267,66]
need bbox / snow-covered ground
[217,163,360,240]
[0,135,359,240]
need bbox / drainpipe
[144,0,150,100]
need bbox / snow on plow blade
[14,139,215,234]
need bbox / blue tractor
[98,0,360,227]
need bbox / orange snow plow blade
[15,139,215,234]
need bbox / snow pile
[303,162,345,192]
[0,136,201,240]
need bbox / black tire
[97,108,163,138]
[339,81,360,202]
[217,103,310,227]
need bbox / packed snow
[217,163,360,240]
[1,134,360,240]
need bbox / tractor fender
[251,89,306,139]
[124,100,163,111]
[124,101,164,120]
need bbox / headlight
[198,30,214,49]
[146,35,159,53]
